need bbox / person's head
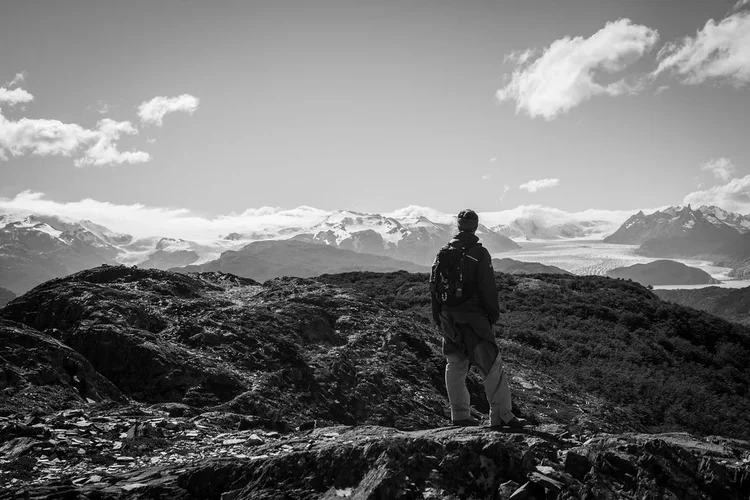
[457,209,479,233]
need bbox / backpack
[429,243,482,307]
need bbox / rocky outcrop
[2,266,750,498]
[174,240,429,282]
[607,259,721,286]
[2,413,748,499]
[0,319,125,415]
[492,258,571,275]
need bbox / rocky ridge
[1,266,749,498]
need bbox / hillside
[320,271,750,439]
[173,240,429,281]
[606,259,720,286]
[492,258,571,275]
[0,287,15,307]
[655,286,750,326]
[2,267,749,498]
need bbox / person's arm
[476,248,500,324]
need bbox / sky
[1,0,749,238]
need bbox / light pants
[445,351,514,426]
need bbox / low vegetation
[320,271,750,440]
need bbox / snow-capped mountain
[288,210,520,265]
[0,207,522,293]
[604,205,744,258]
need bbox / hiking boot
[504,416,527,428]
[451,417,480,427]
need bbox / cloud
[482,174,492,181]
[655,11,750,86]
[94,100,110,115]
[138,94,199,126]
[684,175,750,212]
[654,85,670,95]
[519,178,560,193]
[5,72,27,88]
[0,86,34,107]
[0,192,649,243]
[478,204,643,237]
[0,86,150,166]
[385,205,456,224]
[0,191,330,240]
[701,157,737,181]
[489,157,497,163]
[497,19,659,120]
[736,0,750,11]
[497,184,511,203]
[75,119,151,167]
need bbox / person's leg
[483,352,515,426]
[445,353,471,422]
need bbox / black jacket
[430,232,500,325]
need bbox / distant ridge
[606,260,720,286]
[172,239,430,282]
[491,258,571,275]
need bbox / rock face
[0,319,125,415]
[174,240,430,282]
[492,258,571,275]
[2,266,750,498]
[606,259,721,286]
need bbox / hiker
[429,209,526,428]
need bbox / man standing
[430,209,525,428]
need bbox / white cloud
[385,205,456,224]
[489,157,497,163]
[519,178,560,193]
[0,86,150,166]
[735,0,750,11]
[701,157,737,181]
[94,100,110,115]
[497,19,659,120]
[75,119,151,167]
[684,175,750,212]
[5,72,27,88]
[655,11,750,86]
[497,184,511,203]
[138,94,199,126]
[482,174,492,181]
[0,86,34,107]
[0,192,651,243]
[654,85,670,95]
[0,192,331,240]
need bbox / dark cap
[457,209,479,233]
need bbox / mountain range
[0,210,519,294]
